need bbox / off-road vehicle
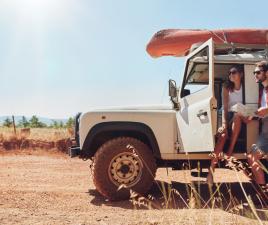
[70,38,268,200]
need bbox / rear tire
[92,137,156,200]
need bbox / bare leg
[248,151,265,185]
[207,131,227,184]
[226,114,242,156]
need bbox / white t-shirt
[228,86,243,111]
[260,88,268,134]
[261,88,268,108]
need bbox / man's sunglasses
[253,70,265,75]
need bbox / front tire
[92,137,157,200]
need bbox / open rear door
[176,39,217,153]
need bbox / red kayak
[146,29,268,58]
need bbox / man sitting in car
[248,61,268,198]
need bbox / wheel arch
[81,122,161,159]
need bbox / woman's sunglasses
[229,70,239,75]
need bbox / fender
[81,122,161,158]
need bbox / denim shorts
[219,111,234,125]
[228,112,234,123]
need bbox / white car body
[77,39,266,162]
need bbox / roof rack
[190,42,268,58]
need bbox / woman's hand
[217,124,228,136]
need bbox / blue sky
[0,0,267,118]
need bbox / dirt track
[0,150,267,225]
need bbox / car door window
[182,47,209,97]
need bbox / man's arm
[256,107,268,117]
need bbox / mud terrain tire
[92,137,157,200]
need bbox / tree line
[2,116,74,129]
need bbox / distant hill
[0,116,68,126]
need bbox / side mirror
[169,79,177,97]
[168,79,180,110]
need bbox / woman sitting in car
[207,65,250,183]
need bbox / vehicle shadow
[88,189,143,209]
[88,180,268,220]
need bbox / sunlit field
[0,127,267,224]
[0,127,72,140]
[0,127,73,152]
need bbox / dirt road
[0,150,266,225]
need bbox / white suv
[70,39,268,200]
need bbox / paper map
[230,103,258,117]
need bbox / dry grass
[127,145,268,223]
[0,127,73,152]
[0,127,72,141]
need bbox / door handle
[197,111,208,117]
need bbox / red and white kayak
[146,29,268,58]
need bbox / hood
[88,104,173,111]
